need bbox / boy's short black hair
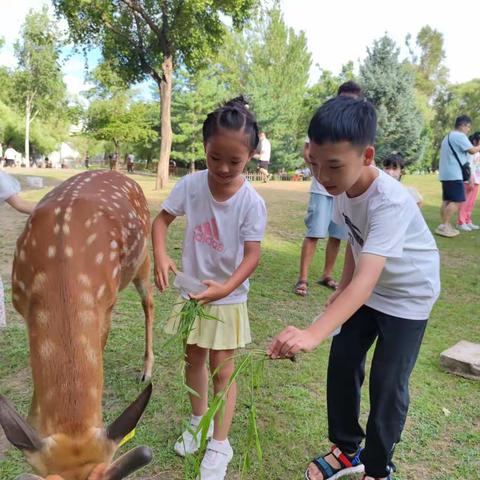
[308,96,376,147]
[455,115,472,128]
[382,152,405,169]
[469,131,480,145]
[337,80,363,97]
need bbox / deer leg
[133,254,154,382]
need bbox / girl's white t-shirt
[333,169,440,320]
[0,171,21,202]
[163,170,267,305]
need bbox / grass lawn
[0,168,479,480]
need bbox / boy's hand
[189,280,229,305]
[154,255,177,292]
[267,326,319,359]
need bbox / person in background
[254,131,271,182]
[382,152,423,207]
[457,131,480,231]
[4,144,17,167]
[127,153,135,173]
[436,115,480,237]
[0,171,36,327]
[294,80,363,296]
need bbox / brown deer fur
[0,171,155,479]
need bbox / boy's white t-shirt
[333,169,440,320]
[162,170,267,305]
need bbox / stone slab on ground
[440,340,480,380]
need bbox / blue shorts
[304,193,347,240]
[441,180,465,202]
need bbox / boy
[268,97,440,480]
[294,81,363,296]
[382,152,423,207]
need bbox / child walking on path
[268,97,440,480]
[457,131,480,230]
[152,98,267,480]
[0,171,36,327]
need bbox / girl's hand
[190,280,229,305]
[154,255,177,292]
[325,288,344,308]
[267,325,319,359]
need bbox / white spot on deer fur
[112,266,119,278]
[64,211,72,222]
[97,284,106,299]
[66,206,72,214]
[86,233,97,245]
[36,310,48,326]
[79,310,95,324]
[81,293,95,307]
[48,246,56,258]
[113,202,120,209]
[16,280,25,292]
[31,238,37,247]
[32,272,47,292]
[110,240,118,249]
[13,293,20,302]
[95,252,104,264]
[55,207,61,215]
[65,246,73,257]
[63,224,70,235]
[84,178,91,182]
[19,250,26,261]
[54,223,60,234]
[40,340,55,358]
[85,218,92,228]
[85,345,97,365]
[78,274,91,287]
[109,251,116,261]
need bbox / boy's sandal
[305,445,364,480]
[362,476,392,480]
[317,276,338,290]
[294,280,309,296]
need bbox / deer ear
[106,384,152,443]
[0,395,43,452]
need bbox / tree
[53,0,258,189]
[360,35,424,163]
[14,6,66,164]
[406,26,448,100]
[171,68,227,172]
[245,5,311,169]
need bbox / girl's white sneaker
[467,223,479,230]
[174,417,214,457]
[197,438,233,480]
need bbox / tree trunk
[156,55,173,190]
[25,98,30,167]
[190,160,195,173]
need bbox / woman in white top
[457,132,480,230]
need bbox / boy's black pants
[327,305,427,478]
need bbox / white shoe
[467,223,480,230]
[457,224,472,232]
[174,417,214,457]
[435,224,459,237]
[197,439,233,480]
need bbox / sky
[1,0,479,99]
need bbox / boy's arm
[268,252,386,359]
[5,194,36,214]
[151,210,178,291]
[191,241,261,305]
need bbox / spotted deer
[0,170,155,480]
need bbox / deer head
[0,384,153,480]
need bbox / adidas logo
[193,217,224,252]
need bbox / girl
[457,131,480,231]
[152,97,267,480]
[0,171,36,327]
